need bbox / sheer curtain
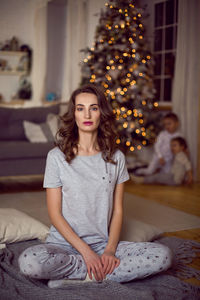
[61,0,88,102]
[172,0,200,176]
[31,0,51,105]
[61,0,107,102]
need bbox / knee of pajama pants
[154,244,173,272]
[18,246,45,279]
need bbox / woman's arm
[101,182,124,275]
[46,187,105,281]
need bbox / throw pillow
[120,217,163,242]
[23,113,58,143]
[0,208,49,244]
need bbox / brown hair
[171,136,188,150]
[56,84,119,164]
[164,112,179,122]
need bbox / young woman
[18,84,172,288]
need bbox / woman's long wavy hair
[56,84,119,164]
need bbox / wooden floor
[125,180,200,286]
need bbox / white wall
[0,0,34,102]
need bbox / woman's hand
[101,251,120,275]
[82,249,105,281]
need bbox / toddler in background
[136,113,181,175]
[131,137,193,186]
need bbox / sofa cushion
[0,141,55,160]
[0,104,60,141]
[23,113,59,143]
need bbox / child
[136,113,181,175]
[131,137,193,186]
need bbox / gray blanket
[0,237,199,300]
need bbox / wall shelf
[0,70,27,76]
[0,50,27,57]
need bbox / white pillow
[120,217,163,242]
[23,113,59,143]
[46,113,59,137]
[0,208,49,244]
[23,120,48,142]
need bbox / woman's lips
[83,122,93,126]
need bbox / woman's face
[74,92,101,133]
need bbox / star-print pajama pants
[18,240,172,283]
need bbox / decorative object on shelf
[0,58,7,71]
[20,44,32,73]
[46,92,58,102]
[1,36,19,51]
[17,78,32,100]
[10,37,19,51]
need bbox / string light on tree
[81,0,158,152]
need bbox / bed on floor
[0,208,200,300]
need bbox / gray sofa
[0,104,60,177]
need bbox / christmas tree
[81,0,159,153]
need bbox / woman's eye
[77,107,83,111]
[91,107,98,111]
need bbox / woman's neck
[77,132,99,155]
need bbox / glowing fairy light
[135,129,140,134]
[116,139,121,144]
[126,141,131,146]
[142,100,146,105]
[154,102,159,107]
[130,80,136,85]
[137,145,142,150]
[123,122,128,128]
[130,146,134,151]
[146,55,151,59]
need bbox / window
[154,0,178,104]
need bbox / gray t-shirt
[43,147,129,246]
